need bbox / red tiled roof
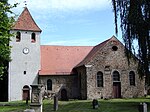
[13,7,42,32]
[39,46,93,75]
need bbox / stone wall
[76,66,87,99]
[39,38,145,100]
[39,75,79,99]
[77,38,144,99]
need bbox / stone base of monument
[30,85,43,112]
[30,103,42,112]
[24,109,35,112]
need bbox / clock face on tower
[23,47,29,54]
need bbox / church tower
[9,7,42,101]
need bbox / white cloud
[8,0,114,46]
[9,0,112,22]
[9,0,111,12]
[50,0,110,11]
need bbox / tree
[0,0,16,79]
[112,0,150,84]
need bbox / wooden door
[61,89,68,101]
[23,90,29,100]
[22,86,30,100]
[113,82,121,98]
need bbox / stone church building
[0,7,145,101]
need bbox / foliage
[112,0,150,84]
[0,0,16,79]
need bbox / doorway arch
[22,85,30,100]
[61,89,68,101]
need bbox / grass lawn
[0,98,150,112]
[0,101,29,112]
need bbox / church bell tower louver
[9,7,42,101]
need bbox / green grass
[0,98,150,112]
[43,98,150,112]
[0,101,29,112]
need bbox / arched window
[47,79,52,90]
[129,71,135,86]
[97,71,103,87]
[16,32,21,42]
[113,71,120,81]
[31,33,36,43]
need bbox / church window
[129,71,135,86]
[97,71,103,87]
[113,71,120,81]
[47,79,52,90]
[24,71,26,75]
[16,32,21,42]
[112,46,118,51]
[31,33,36,43]
[79,73,81,89]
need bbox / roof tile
[13,7,42,32]
[39,46,93,75]
[39,36,118,75]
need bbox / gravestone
[143,103,147,112]
[30,85,42,112]
[54,94,58,111]
[138,102,147,112]
[92,99,99,109]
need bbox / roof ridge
[41,45,94,47]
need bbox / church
[0,7,145,101]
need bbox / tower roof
[13,7,42,32]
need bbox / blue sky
[9,0,122,46]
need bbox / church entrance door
[22,85,30,100]
[113,82,121,98]
[61,89,68,101]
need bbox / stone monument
[30,85,42,112]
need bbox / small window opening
[31,33,36,43]
[16,32,21,42]
[112,46,118,51]
[47,79,52,90]
[24,71,26,75]
[129,71,135,86]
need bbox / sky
[9,0,122,46]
